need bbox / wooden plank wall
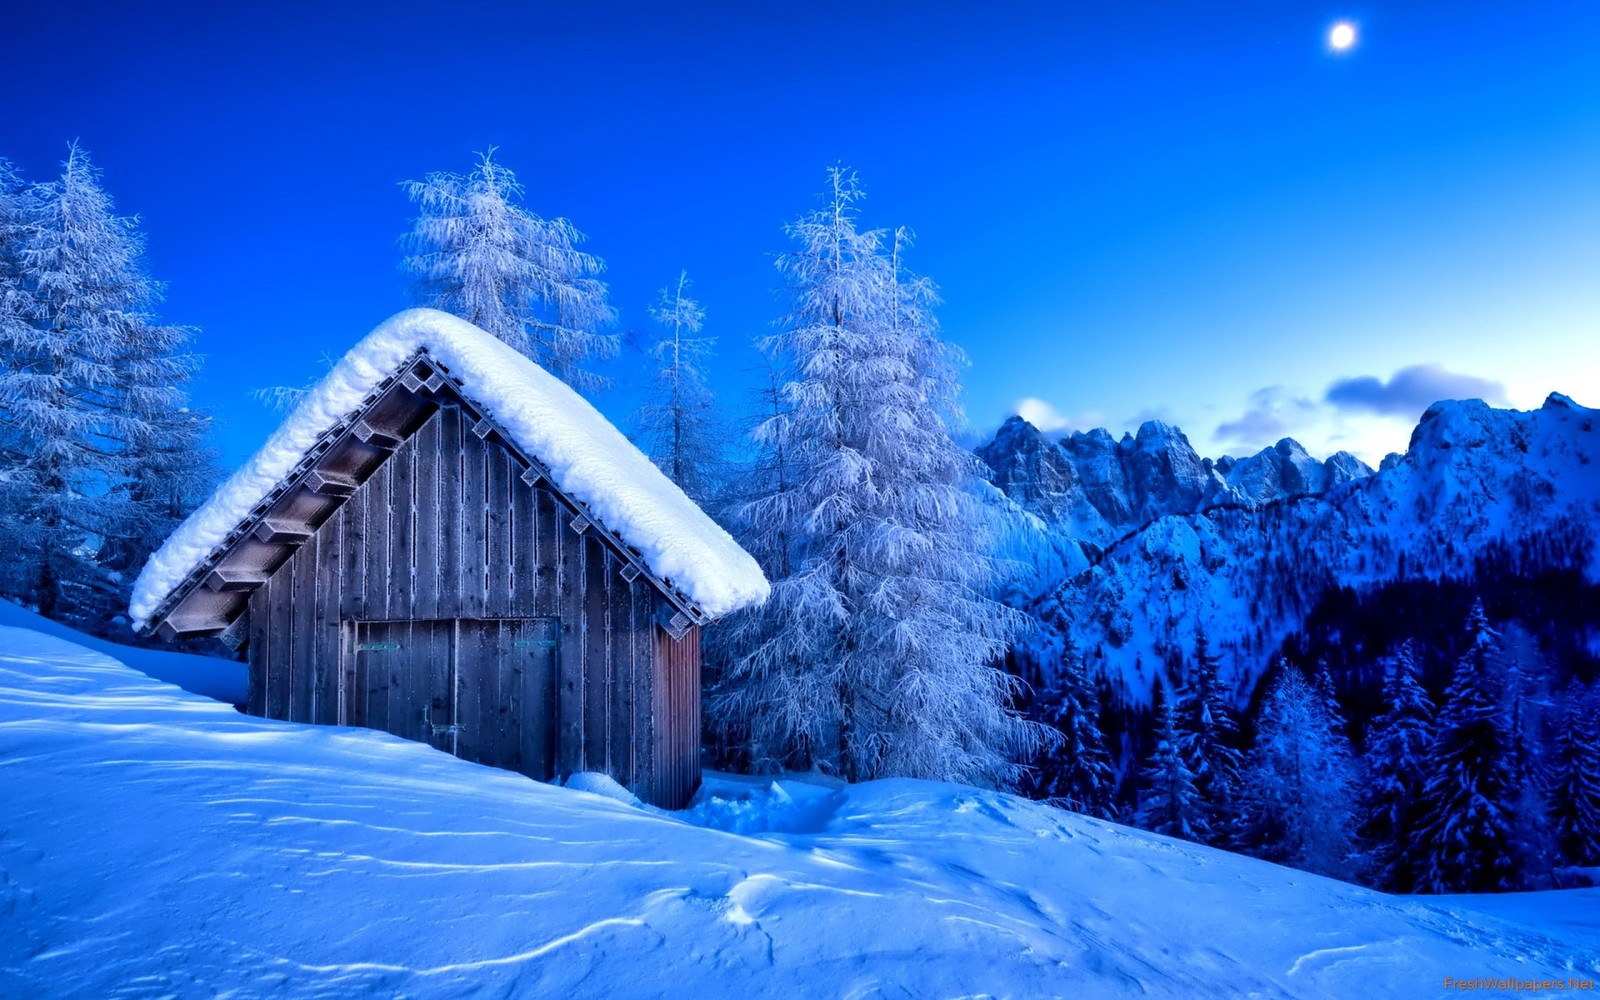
[652,623,702,810]
[245,401,676,804]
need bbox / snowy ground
[1,625,1596,999]
[0,599,246,704]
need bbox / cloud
[1324,364,1506,418]
[1125,406,1176,430]
[1214,386,1317,449]
[1011,397,1104,435]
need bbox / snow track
[1,624,1595,998]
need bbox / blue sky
[7,0,1598,467]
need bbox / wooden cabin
[131,309,768,809]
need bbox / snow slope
[0,598,244,704]
[131,308,768,627]
[3,624,1596,998]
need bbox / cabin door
[453,618,560,779]
[346,620,456,752]
[343,618,559,779]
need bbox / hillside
[3,622,1597,998]
[982,394,1599,703]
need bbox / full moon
[1330,22,1357,51]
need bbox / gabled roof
[130,309,769,636]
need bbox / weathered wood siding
[244,400,692,806]
[653,625,701,810]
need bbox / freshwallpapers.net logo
[1443,978,1597,992]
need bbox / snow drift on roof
[130,308,769,626]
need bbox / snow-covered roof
[130,308,768,628]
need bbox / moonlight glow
[1330,22,1357,51]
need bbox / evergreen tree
[1548,682,1600,869]
[715,168,1035,787]
[0,146,208,631]
[1414,601,1518,893]
[1033,638,1117,818]
[1239,661,1359,878]
[1497,622,1554,888]
[1136,694,1206,841]
[0,157,35,399]
[1312,657,1347,738]
[402,149,617,391]
[1175,626,1242,844]
[1360,640,1435,891]
[634,271,721,505]
[0,146,141,621]
[99,322,214,587]
[0,158,28,286]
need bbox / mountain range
[978,393,1600,706]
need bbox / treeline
[1026,584,1600,892]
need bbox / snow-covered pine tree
[634,271,721,505]
[1238,661,1358,878]
[401,149,617,391]
[703,356,798,771]
[1497,621,1554,888]
[1176,626,1242,844]
[0,158,28,286]
[1136,693,1206,841]
[0,157,33,372]
[1033,637,1116,818]
[0,145,145,622]
[867,223,1037,784]
[1547,681,1600,869]
[0,158,38,567]
[714,168,1034,787]
[1360,640,1435,891]
[1414,601,1518,893]
[98,312,214,587]
[1312,657,1347,737]
[0,146,208,632]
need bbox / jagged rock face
[1060,428,1132,530]
[1219,439,1373,506]
[983,395,1598,707]
[980,419,1230,544]
[979,417,1373,542]
[1122,421,1220,522]
[1323,451,1371,486]
[976,417,1088,528]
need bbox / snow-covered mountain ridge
[3,622,1596,998]
[978,415,1374,552]
[981,394,1599,702]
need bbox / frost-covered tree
[1414,602,1518,893]
[1239,662,1359,878]
[1360,640,1435,891]
[1547,682,1600,868]
[98,316,214,584]
[634,271,721,504]
[0,146,142,620]
[0,158,28,286]
[1312,658,1347,737]
[1176,627,1242,844]
[1496,621,1554,888]
[1033,637,1116,818]
[1137,694,1206,841]
[714,168,1034,787]
[402,149,617,391]
[0,146,208,630]
[0,158,34,377]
